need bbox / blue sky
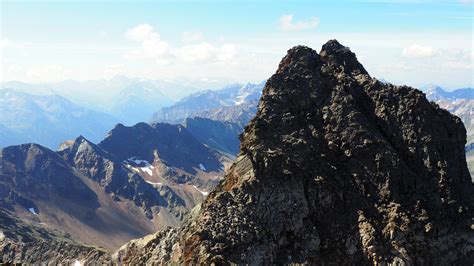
[1,0,473,89]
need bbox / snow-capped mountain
[151,81,265,124]
[0,89,118,149]
[425,85,474,101]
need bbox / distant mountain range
[1,77,176,126]
[1,77,239,125]
[424,85,474,101]
[0,89,118,149]
[0,78,264,149]
[151,81,264,125]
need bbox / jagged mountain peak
[58,135,109,162]
[276,45,320,74]
[320,39,369,76]
[115,41,473,265]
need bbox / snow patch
[127,157,150,165]
[28,207,37,215]
[146,181,163,186]
[0,230,4,241]
[74,260,83,266]
[234,92,250,105]
[141,165,154,175]
[123,157,155,175]
[193,185,209,196]
[199,163,206,171]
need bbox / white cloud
[1,38,10,48]
[124,24,169,59]
[2,64,69,82]
[125,24,235,63]
[7,64,23,73]
[402,44,438,58]
[15,64,71,82]
[99,30,108,38]
[182,31,205,43]
[217,44,236,61]
[173,42,236,62]
[126,24,157,41]
[279,14,319,31]
[103,64,124,79]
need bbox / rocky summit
[115,40,474,264]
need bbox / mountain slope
[183,117,242,156]
[0,142,164,250]
[0,122,232,253]
[99,122,224,175]
[115,41,474,264]
[0,89,118,149]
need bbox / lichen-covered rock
[117,40,474,264]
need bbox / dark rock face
[1,144,98,207]
[184,117,242,155]
[115,40,474,264]
[99,122,222,174]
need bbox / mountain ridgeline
[115,40,474,264]
[1,40,473,264]
[0,121,231,259]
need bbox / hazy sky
[1,0,473,89]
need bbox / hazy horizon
[1,0,473,91]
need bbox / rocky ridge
[115,40,474,264]
[0,122,230,254]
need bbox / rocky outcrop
[115,40,474,264]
